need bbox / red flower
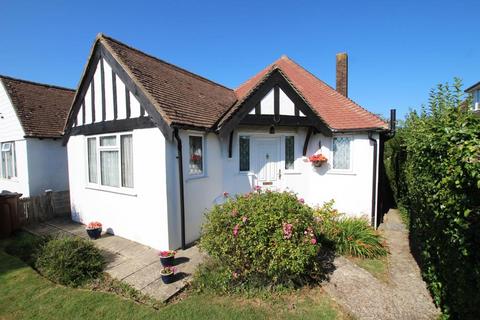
[158,250,176,258]
[308,154,328,163]
[86,221,102,229]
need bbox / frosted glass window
[100,151,119,187]
[189,136,203,175]
[333,137,351,170]
[239,136,250,172]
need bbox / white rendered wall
[0,81,30,196]
[26,138,69,196]
[221,128,376,219]
[68,127,170,250]
[174,131,224,245]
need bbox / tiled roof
[99,35,237,129]
[1,75,75,138]
[231,56,387,131]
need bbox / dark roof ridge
[97,33,234,92]
[282,56,386,126]
[0,74,75,92]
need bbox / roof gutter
[173,128,186,250]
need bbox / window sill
[327,170,356,176]
[85,185,137,197]
[284,171,302,175]
[186,174,208,182]
[0,178,19,183]
[237,172,255,176]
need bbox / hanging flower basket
[308,154,328,167]
[86,221,102,239]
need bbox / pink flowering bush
[199,189,321,288]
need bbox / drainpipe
[174,128,186,250]
[368,132,378,228]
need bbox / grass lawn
[348,256,390,283]
[0,248,350,319]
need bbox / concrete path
[24,218,204,302]
[322,209,440,320]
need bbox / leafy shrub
[385,79,480,319]
[35,236,104,287]
[199,190,321,291]
[314,200,388,258]
[4,232,49,266]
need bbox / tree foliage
[385,78,480,319]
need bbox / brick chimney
[336,53,348,97]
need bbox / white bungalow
[64,34,393,250]
[0,76,74,197]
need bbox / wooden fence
[17,190,71,225]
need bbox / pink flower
[311,238,317,245]
[242,216,248,223]
[232,271,239,279]
[231,208,238,217]
[254,185,261,192]
[233,224,240,237]
[223,191,229,198]
[298,198,305,204]
[283,222,293,239]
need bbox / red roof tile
[1,75,75,138]
[232,56,387,131]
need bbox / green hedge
[385,79,480,319]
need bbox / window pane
[239,136,250,171]
[100,151,119,187]
[121,135,134,188]
[285,136,294,170]
[333,137,351,169]
[1,142,16,179]
[100,136,117,146]
[87,138,97,183]
[189,136,203,175]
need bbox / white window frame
[474,90,480,111]
[85,132,135,195]
[1,141,17,180]
[188,134,206,178]
[329,135,354,174]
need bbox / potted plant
[86,221,102,239]
[158,250,176,267]
[308,154,328,167]
[160,266,176,284]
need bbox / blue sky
[0,0,478,120]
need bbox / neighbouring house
[0,75,74,197]
[63,34,392,250]
[465,81,480,114]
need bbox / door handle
[278,169,282,180]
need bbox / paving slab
[23,218,205,302]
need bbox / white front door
[254,138,280,188]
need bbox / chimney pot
[336,53,348,97]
